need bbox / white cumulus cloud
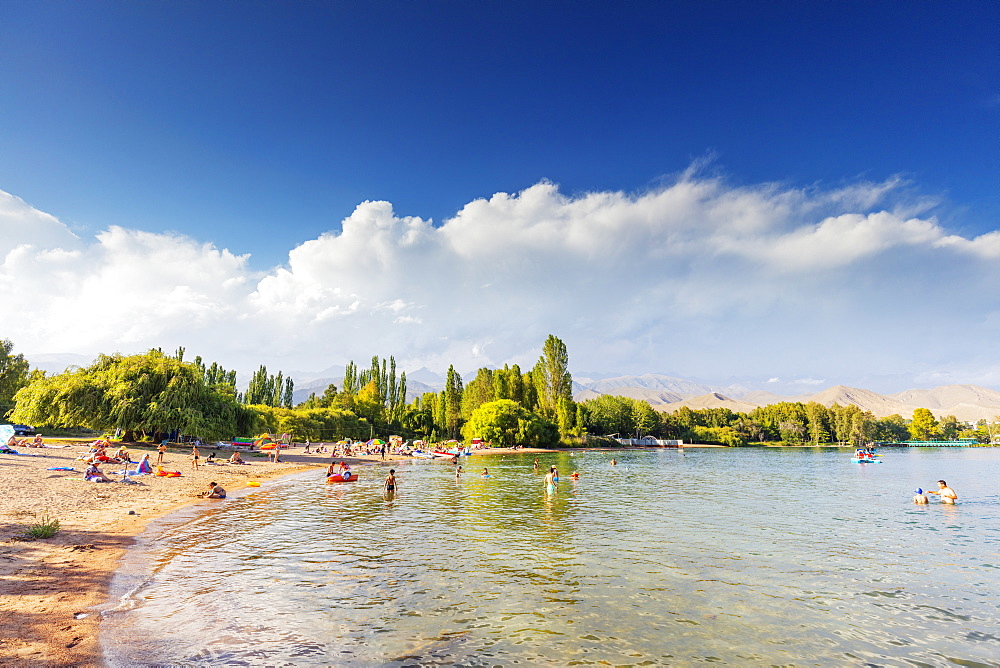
[1,170,997,388]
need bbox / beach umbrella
[371,439,385,445]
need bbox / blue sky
[1,2,998,393]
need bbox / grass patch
[17,513,61,541]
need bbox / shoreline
[1,441,729,665]
[0,441,394,666]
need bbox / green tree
[11,350,254,440]
[804,402,830,444]
[462,399,559,448]
[462,368,496,419]
[444,365,463,439]
[0,339,30,418]
[909,408,939,440]
[532,335,573,422]
[938,414,960,440]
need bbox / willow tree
[10,349,254,440]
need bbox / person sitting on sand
[7,434,19,448]
[202,481,226,498]
[84,463,112,483]
[114,445,131,462]
[206,451,217,464]
[31,435,43,447]
[913,488,929,504]
[136,453,153,474]
[928,480,958,504]
[229,451,245,464]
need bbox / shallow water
[102,448,1000,666]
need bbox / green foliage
[10,350,255,440]
[462,399,559,448]
[444,365,463,440]
[909,408,939,440]
[0,339,31,418]
[532,334,573,426]
[18,513,61,541]
[462,368,496,419]
[690,425,747,447]
[249,405,370,441]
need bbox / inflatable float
[326,471,357,483]
[155,467,182,477]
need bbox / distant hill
[659,393,759,413]
[573,375,1000,422]
[277,366,1000,422]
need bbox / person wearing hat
[912,488,929,504]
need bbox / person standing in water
[384,469,397,494]
[913,488,929,504]
[928,480,958,504]
[455,465,463,479]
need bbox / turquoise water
[102,448,1000,666]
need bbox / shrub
[18,513,60,540]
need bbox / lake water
[101,448,1000,666]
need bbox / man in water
[928,480,958,504]
[384,469,397,493]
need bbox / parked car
[11,424,36,436]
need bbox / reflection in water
[103,448,1000,666]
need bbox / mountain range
[290,368,1000,423]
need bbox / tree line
[2,336,995,447]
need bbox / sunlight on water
[102,448,1000,666]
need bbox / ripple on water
[102,448,1000,666]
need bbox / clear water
[101,448,1000,666]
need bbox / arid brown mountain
[573,375,1000,422]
